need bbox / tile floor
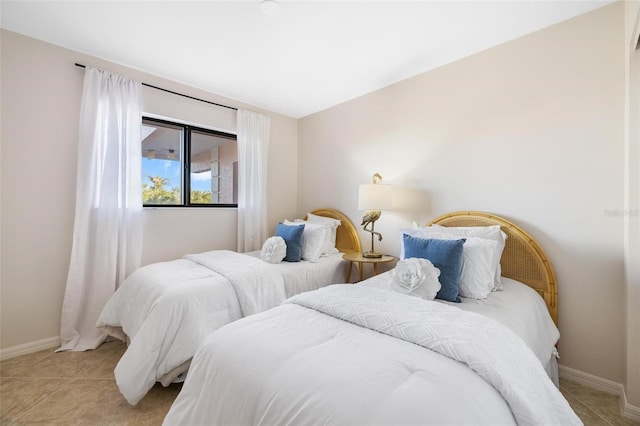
[0,339,637,425]
[0,340,180,425]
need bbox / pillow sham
[306,212,341,254]
[390,258,441,301]
[402,234,465,302]
[260,236,287,264]
[292,218,335,257]
[275,223,305,262]
[430,224,506,290]
[457,238,498,299]
[284,220,328,261]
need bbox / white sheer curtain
[237,110,270,252]
[58,68,143,351]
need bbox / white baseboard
[559,364,640,422]
[624,401,640,423]
[0,336,60,361]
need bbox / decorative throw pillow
[390,258,441,301]
[275,223,305,262]
[402,234,465,302]
[260,236,287,264]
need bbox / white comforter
[164,285,581,426]
[364,273,560,369]
[97,250,286,405]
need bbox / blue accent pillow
[276,223,305,262]
[402,234,466,302]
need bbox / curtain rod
[75,63,238,111]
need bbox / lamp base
[362,251,382,259]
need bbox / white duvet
[164,285,581,426]
[364,273,560,370]
[97,250,286,405]
[97,250,348,406]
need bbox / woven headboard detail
[427,211,558,326]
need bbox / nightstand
[342,252,396,283]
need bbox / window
[141,117,237,207]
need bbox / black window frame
[142,116,238,208]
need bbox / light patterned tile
[16,378,125,424]
[561,380,639,426]
[79,344,126,380]
[15,344,119,379]
[94,339,126,355]
[102,382,182,425]
[0,377,69,424]
[0,349,56,378]
[561,386,612,425]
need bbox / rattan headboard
[308,208,362,254]
[427,211,558,326]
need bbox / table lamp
[358,173,391,258]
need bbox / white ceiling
[1,0,614,118]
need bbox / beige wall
[625,0,640,410]
[0,29,298,350]
[299,2,626,388]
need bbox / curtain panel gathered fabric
[58,68,143,352]
[237,110,270,252]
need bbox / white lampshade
[358,183,391,210]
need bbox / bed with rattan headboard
[427,211,558,326]
[163,211,576,426]
[97,207,362,406]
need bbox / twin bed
[98,208,579,424]
[97,208,361,405]
[162,211,581,425]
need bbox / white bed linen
[97,250,345,405]
[363,273,560,370]
[164,285,579,426]
[245,251,348,297]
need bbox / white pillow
[400,227,498,299]
[457,238,498,299]
[284,220,328,261]
[293,218,334,257]
[260,236,286,264]
[390,258,441,301]
[430,224,507,290]
[306,212,341,254]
